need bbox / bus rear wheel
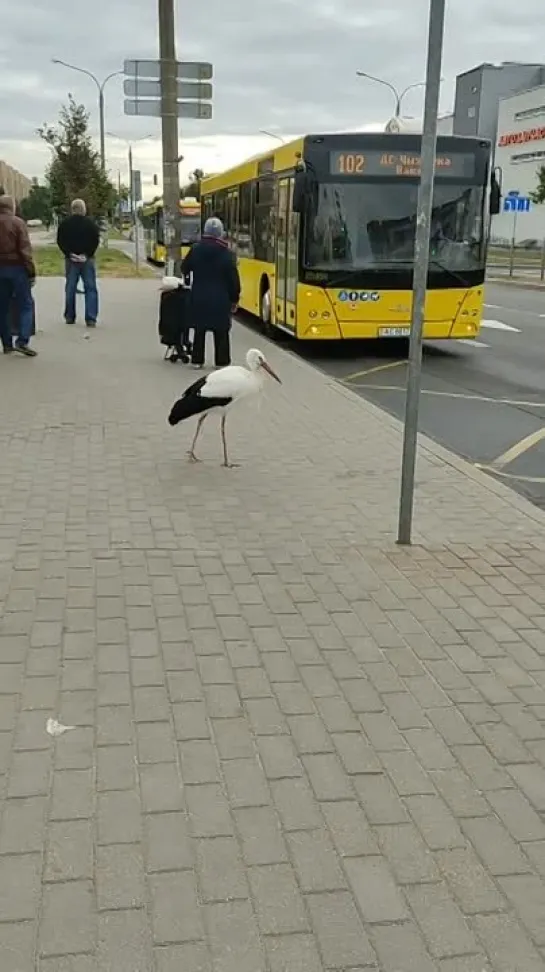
[260,281,285,340]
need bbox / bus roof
[141,197,201,212]
[202,136,304,194]
[201,131,491,195]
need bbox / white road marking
[459,339,489,348]
[481,318,521,332]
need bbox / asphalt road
[240,282,545,510]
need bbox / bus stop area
[3,277,545,971]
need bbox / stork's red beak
[261,360,281,383]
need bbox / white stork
[168,348,281,467]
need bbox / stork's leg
[221,414,239,468]
[187,414,207,462]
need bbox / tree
[19,178,53,225]
[530,166,545,205]
[181,168,205,200]
[37,95,116,217]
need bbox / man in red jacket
[0,194,36,356]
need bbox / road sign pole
[397,0,446,546]
[158,0,180,277]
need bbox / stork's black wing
[168,376,232,426]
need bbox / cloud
[0,0,543,194]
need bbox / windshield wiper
[427,257,471,289]
[304,259,472,290]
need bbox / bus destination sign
[329,150,475,179]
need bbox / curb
[238,317,545,533]
[487,275,545,291]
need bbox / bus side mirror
[490,168,502,216]
[293,168,308,213]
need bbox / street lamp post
[51,59,123,170]
[356,71,427,117]
[107,133,153,270]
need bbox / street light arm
[398,81,426,100]
[398,78,444,113]
[259,130,284,143]
[356,71,400,103]
[51,58,100,92]
[100,71,123,94]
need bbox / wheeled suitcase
[158,283,192,363]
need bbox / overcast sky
[0,0,542,196]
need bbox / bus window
[254,175,276,263]
[238,182,254,257]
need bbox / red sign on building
[498,126,545,147]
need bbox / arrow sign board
[124,59,213,81]
[124,100,212,119]
[124,79,212,100]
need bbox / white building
[492,84,545,243]
[436,113,454,135]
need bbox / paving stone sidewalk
[2,277,545,971]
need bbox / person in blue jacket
[180,217,240,369]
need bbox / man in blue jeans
[0,194,37,357]
[56,199,100,327]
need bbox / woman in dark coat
[181,217,240,369]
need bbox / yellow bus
[142,197,201,265]
[201,132,500,341]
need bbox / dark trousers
[0,265,34,349]
[191,327,231,367]
[64,258,98,323]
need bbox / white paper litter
[46,718,75,736]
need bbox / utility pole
[158,0,180,276]
[128,144,141,271]
[397,0,446,546]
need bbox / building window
[514,105,545,121]
[511,149,545,163]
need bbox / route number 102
[337,153,365,174]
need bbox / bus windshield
[180,215,201,244]
[304,181,485,273]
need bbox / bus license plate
[379,327,410,337]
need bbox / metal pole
[397,0,446,546]
[117,170,122,229]
[98,88,106,171]
[509,208,517,277]
[158,0,180,277]
[129,146,140,271]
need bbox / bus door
[285,179,298,333]
[275,179,289,329]
[226,190,238,250]
[275,179,298,332]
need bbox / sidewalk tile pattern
[1,279,545,969]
